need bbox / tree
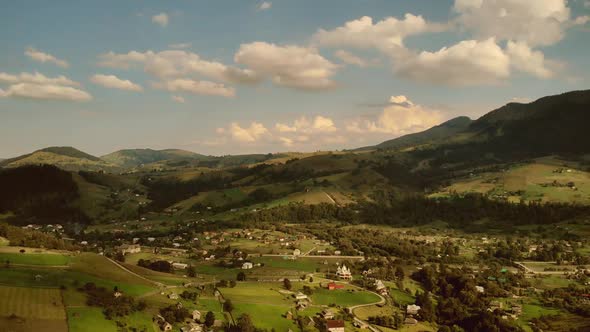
[283,278,292,290]
[229,280,237,288]
[187,265,196,278]
[204,311,215,327]
[395,266,405,280]
[237,271,246,281]
[237,313,255,332]
[223,299,235,325]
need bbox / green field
[0,252,71,266]
[67,307,117,332]
[311,288,381,306]
[0,285,67,332]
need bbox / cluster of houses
[155,306,204,332]
[22,223,64,234]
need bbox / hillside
[358,116,472,151]
[100,148,207,168]
[0,147,117,172]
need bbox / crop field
[0,285,67,332]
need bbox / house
[334,250,341,255]
[320,309,334,320]
[325,320,345,332]
[180,323,203,332]
[295,292,308,300]
[118,244,141,255]
[114,291,122,298]
[404,318,418,325]
[406,304,421,315]
[285,311,293,320]
[375,280,388,295]
[296,300,308,310]
[168,293,179,300]
[336,265,352,280]
[192,309,201,321]
[293,249,301,256]
[172,262,188,270]
[327,282,345,290]
[475,286,485,293]
[242,262,253,269]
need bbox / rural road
[346,283,386,332]
[515,261,569,275]
[105,256,164,287]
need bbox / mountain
[369,89,590,158]
[100,148,208,168]
[357,116,473,151]
[0,146,117,172]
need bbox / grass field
[311,288,381,306]
[67,307,117,332]
[0,285,67,332]
[0,252,71,266]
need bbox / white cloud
[278,137,294,147]
[25,47,69,68]
[506,41,554,78]
[229,122,269,142]
[234,42,338,90]
[90,74,143,91]
[333,50,369,67]
[275,123,297,132]
[0,71,91,102]
[152,13,169,27]
[98,50,259,84]
[152,78,235,97]
[453,0,584,46]
[0,83,91,101]
[0,71,79,86]
[394,38,510,86]
[171,95,185,103]
[313,14,442,52]
[312,115,337,132]
[257,1,272,11]
[347,96,444,136]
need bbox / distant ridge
[356,116,472,151]
[0,146,115,172]
[101,148,207,168]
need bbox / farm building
[295,292,308,300]
[327,282,345,290]
[325,320,345,332]
[192,309,201,321]
[320,309,335,320]
[242,262,253,269]
[172,262,188,270]
[117,244,141,254]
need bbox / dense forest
[0,165,89,224]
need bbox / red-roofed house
[325,320,345,332]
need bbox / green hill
[0,147,117,172]
[358,116,473,152]
[100,148,207,168]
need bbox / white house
[242,262,253,269]
[172,262,188,270]
[336,264,352,280]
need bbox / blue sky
[1,0,589,157]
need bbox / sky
[0,0,589,157]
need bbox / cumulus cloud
[257,1,272,11]
[25,47,69,68]
[333,50,369,67]
[234,42,338,90]
[90,74,143,91]
[171,95,185,103]
[229,122,269,142]
[394,38,510,86]
[152,78,235,97]
[152,13,169,27]
[0,71,91,102]
[98,50,259,84]
[453,0,586,46]
[275,123,297,133]
[0,72,79,86]
[0,83,91,101]
[506,41,555,78]
[313,14,443,53]
[347,96,444,136]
